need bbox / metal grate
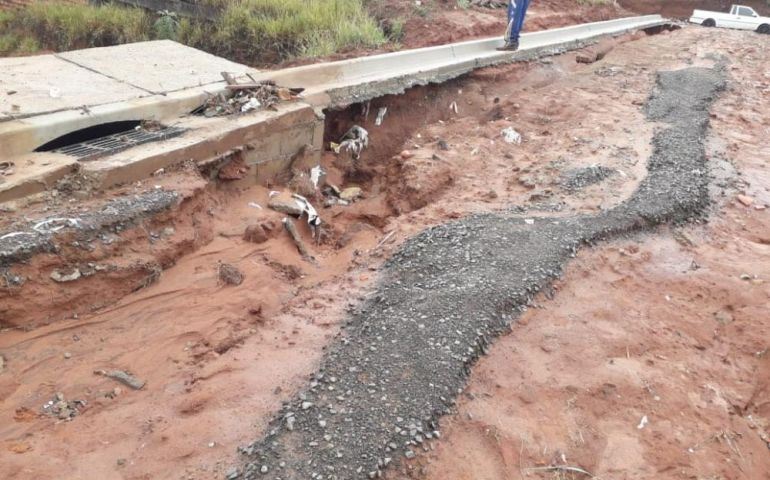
[53,126,185,161]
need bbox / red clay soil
[1,26,769,480]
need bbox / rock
[339,187,363,202]
[576,51,599,64]
[218,263,243,286]
[64,352,72,359]
[736,194,754,207]
[714,310,733,324]
[244,225,268,244]
[0,354,4,373]
[50,268,81,283]
[95,369,146,390]
[437,139,449,151]
[289,170,317,197]
[268,192,303,216]
[400,150,415,160]
[218,153,249,181]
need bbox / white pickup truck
[690,4,770,34]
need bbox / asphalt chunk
[236,67,725,479]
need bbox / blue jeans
[507,0,531,43]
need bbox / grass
[0,3,150,55]
[0,0,386,63]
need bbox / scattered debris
[0,161,14,176]
[42,392,86,420]
[32,217,81,234]
[194,74,303,117]
[95,369,146,390]
[437,139,450,151]
[292,194,322,242]
[501,126,522,144]
[637,415,649,429]
[282,217,315,263]
[248,202,263,209]
[218,262,244,286]
[0,354,5,373]
[525,465,594,478]
[309,165,326,189]
[50,267,82,283]
[449,101,459,114]
[375,107,388,126]
[595,65,625,77]
[337,125,370,160]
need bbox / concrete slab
[0,152,78,204]
[0,55,147,120]
[80,102,322,189]
[57,40,260,94]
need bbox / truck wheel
[702,19,716,27]
[758,24,770,34]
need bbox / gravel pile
[561,164,616,191]
[234,67,725,480]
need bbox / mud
[1,27,767,480]
[234,67,724,479]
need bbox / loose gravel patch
[234,67,725,480]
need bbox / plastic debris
[32,217,81,234]
[194,74,303,117]
[310,165,326,189]
[241,97,261,113]
[501,127,522,145]
[375,107,388,126]
[637,415,649,429]
[338,125,369,160]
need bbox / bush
[0,0,386,64]
[153,13,180,40]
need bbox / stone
[243,224,269,243]
[714,310,733,324]
[736,194,754,207]
[268,192,303,216]
[50,268,81,283]
[576,51,599,64]
[339,187,363,202]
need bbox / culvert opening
[35,121,186,161]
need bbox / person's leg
[511,0,530,44]
[499,0,529,50]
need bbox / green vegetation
[0,0,386,63]
[0,3,151,55]
[181,0,386,62]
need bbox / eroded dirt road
[1,26,769,480]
